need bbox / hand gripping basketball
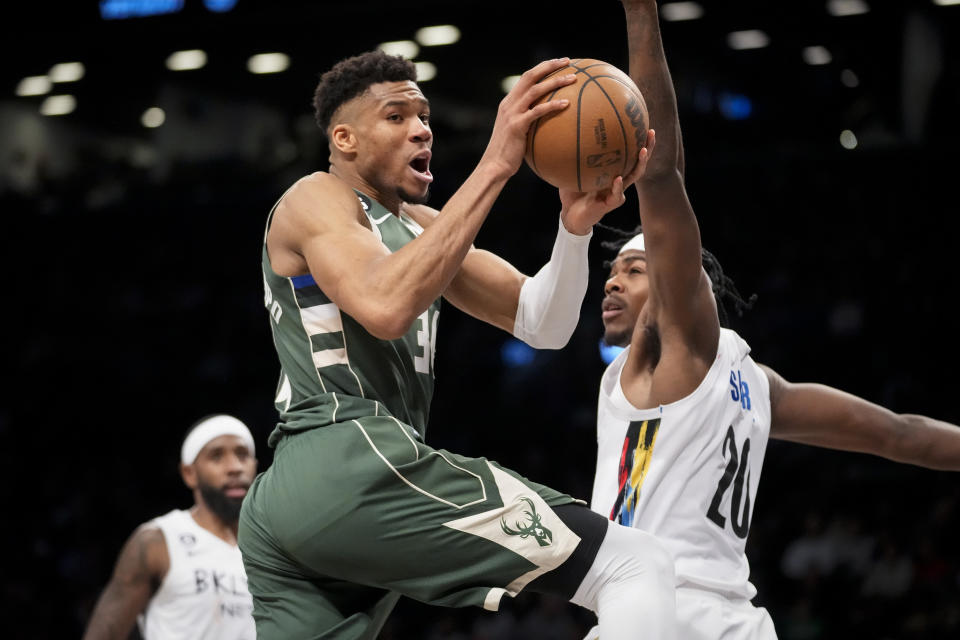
[559,129,656,235]
[480,58,577,178]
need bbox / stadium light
[248,53,290,74]
[803,46,832,65]
[166,49,207,71]
[840,129,858,149]
[142,107,166,128]
[378,40,419,59]
[49,62,85,83]
[599,340,625,365]
[501,75,521,93]
[661,2,704,21]
[414,61,436,82]
[415,25,460,46]
[40,95,76,116]
[827,0,870,16]
[16,76,51,96]
[502,339,535,367]
[727,30,770,50]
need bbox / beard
[398,185,430,206]
[603,326,632,348]
[198,479,245,524]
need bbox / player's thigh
[676,588,778,640]
[258,416,585,610]
[240,473,399,640]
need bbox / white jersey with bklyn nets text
[591,328,772,599]
[138,509,255,640]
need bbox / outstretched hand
[559,129,656,235]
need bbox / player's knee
[571,522,675,613]
[607,523,675,584]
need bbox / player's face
[353,80,433,204]
[192,435,257,523]
[602,251,649,347]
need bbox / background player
[587,1,960,638]
[83,415,258,640]
[239,51,676,639]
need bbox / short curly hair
[313,50,418,136]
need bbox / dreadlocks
[597,223,757,327]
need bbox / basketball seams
[575,64,633,188]
[576,79,586,191]
[588,76,633,179]
[526,59,643,191]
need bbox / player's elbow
[514,316,577,350]
[360,305,417,341]
[522,327,575,350]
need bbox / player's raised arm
[621,0,718,365]
[270,58,576,341]
[763,365,960,470]
[82,525,168,640]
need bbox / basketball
[524,58,649,192]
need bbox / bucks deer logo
[500,497,553,547]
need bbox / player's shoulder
[113,520,170,577]
[279,171,363,223]
[131,518,168,547]
[291,171,357,201]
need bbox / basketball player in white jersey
[83,415,258,640]
[586,2,960,638]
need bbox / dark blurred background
[3,0,960,638]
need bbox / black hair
[598,223,757,327]
[313,50,418,136]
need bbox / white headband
[181,415,255,464]
[618,233,645,255]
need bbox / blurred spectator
[861,538,915,599]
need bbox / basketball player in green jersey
[239,52,677,639]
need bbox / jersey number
[705,425,752,539]
[414,309,439,375]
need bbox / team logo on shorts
[500,496,553,547]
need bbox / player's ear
[331,123,357,154]
[180,462,198,489]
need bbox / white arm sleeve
[512,215,592,349]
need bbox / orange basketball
[524,58,649,192]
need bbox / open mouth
[602,298,624,320]
[224,485,248,499]
[409,153,433,183]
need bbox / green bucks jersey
[262,189,440,446]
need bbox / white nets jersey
[591,328,771,599]
[138,509,255,640]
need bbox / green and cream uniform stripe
[261,189,441,447]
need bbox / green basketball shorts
[238,415,586,640]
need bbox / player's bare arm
[82,525,169,640]
[268,58,576,340]
[621,0,718,399]
[763,364,960,470]
[403,150,652,334]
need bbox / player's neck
[190,504,239,545]
[328,165,399,214]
